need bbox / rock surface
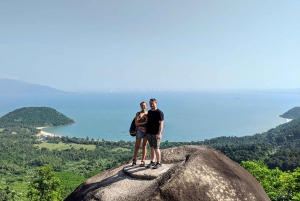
[65,146,270,201]
[123,160,174,180]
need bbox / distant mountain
[0,78,62,94]
[280,107,300,119]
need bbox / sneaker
[146,161,156,168]
[152,162,162,169]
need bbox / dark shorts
[146,133,161,149]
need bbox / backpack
[129,117,137,136]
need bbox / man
[146,98,164,169]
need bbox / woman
[132,101,148,167]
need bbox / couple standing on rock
[132,98,164,169]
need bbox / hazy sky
[1,0,299,91]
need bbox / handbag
[129,117,137,136]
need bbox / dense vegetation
[1,107,300,200]
[280,106,300,119]
[0,128,133,200]
[242,161,300,201]
[27,165,62,201]
[0,107,74,128]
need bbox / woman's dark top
[137,112,147,127]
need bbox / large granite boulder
[65,146,270,201]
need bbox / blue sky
[1,0,299,91]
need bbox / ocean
[0,91,299,142]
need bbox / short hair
[140,101,147,106]
[149,98,157,103]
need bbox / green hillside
[265,116,300,146]
[279,106,300,119]
[199,116,300,148]
[0,107,74,128]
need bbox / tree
[241,161,299,201]
[27,165,62,201]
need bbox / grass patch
[0,128,4,132]
[37,142,96,151]
[111,147,131,152]
[1,176,32,201]
[56,172,87,199]
[9,180,30,199]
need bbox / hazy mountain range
[0,78,62,94]
[1,78,299,94]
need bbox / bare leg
[141,137,148,161]
[154,148,161,164]
[146,146,157,168]
[133,138,141,160]
[150,147,155,162]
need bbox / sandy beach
[36,127,61,138]
[278,117,293,123]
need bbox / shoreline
[283,118,293,123]
[35,117,294,141]
[36,127,61,138]
[278,116,293,123]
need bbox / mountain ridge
[279,106,300,119]
[0,78,62,94]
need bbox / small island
[279,106,300,120]
[0,107,74,131]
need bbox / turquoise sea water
[0,91,299,142]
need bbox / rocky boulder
[65,145,270,201]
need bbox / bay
[0,91,299,142]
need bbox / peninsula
[280,106,300,120]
